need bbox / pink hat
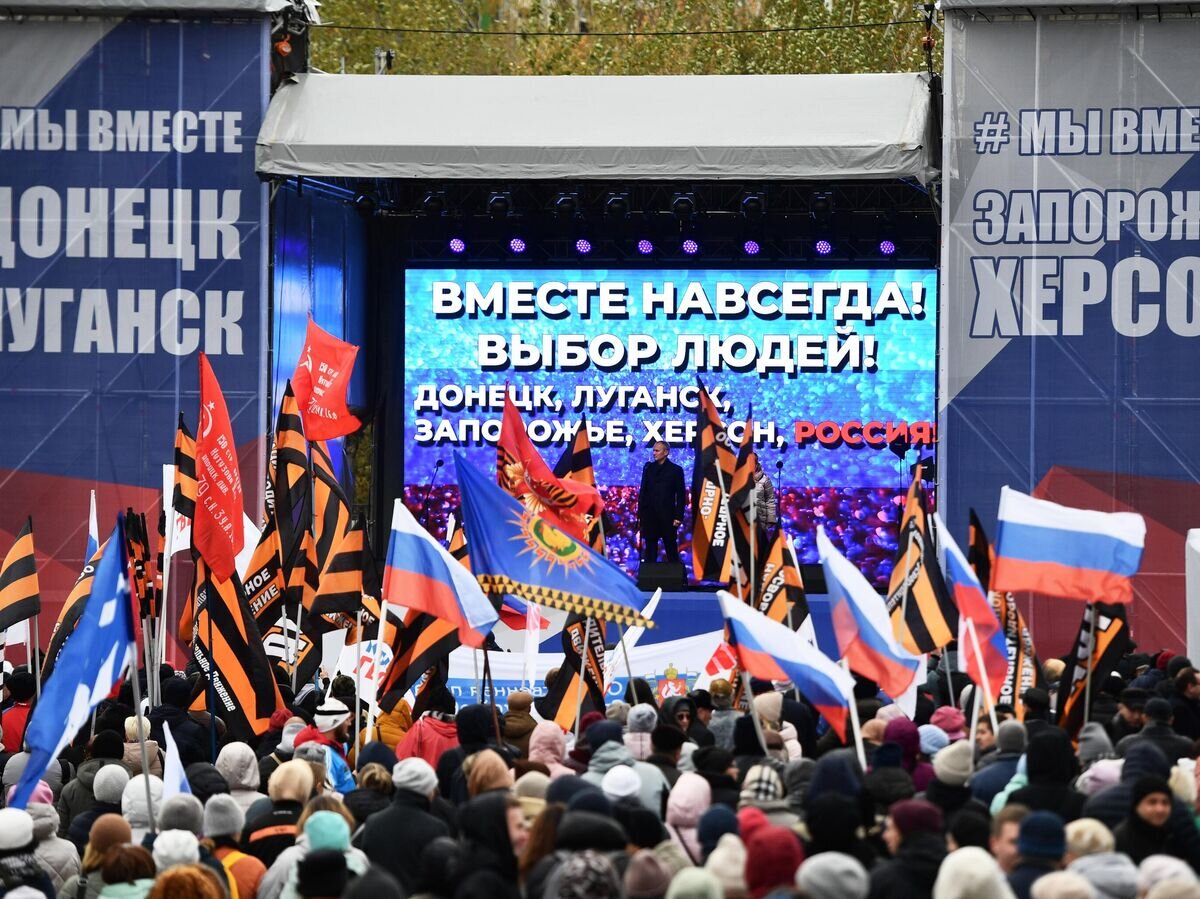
[930,707,967,741]
[7,780,52,806]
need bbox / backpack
[217,849,246,899]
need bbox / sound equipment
[637,561,687,592]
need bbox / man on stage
[638,441,686,563]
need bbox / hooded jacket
[455,792,522,899]
[120,775,163,844]
[661,696,714,748]
[502,693,538,756]
[395,712,459,769]
[120,741,163,779]
[216,742,268,814]
[435,705,499,798]
[739,765,799,828]
[868,830,946,899]
[582,741,670,818]
[1083,741,1200,870]
[1067,850,1140,899]
[352,700,413,762]
[969,751,1022,806]
[359,788,449,893]
[883,719,934,792]
[666,772,711,864]
[28,801,80,891]
[55,758,126,837]
[527,722,574,779]
[146,704,208,767]
[1007,730,1086,822]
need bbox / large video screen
[402,267,937,589]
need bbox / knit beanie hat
[996,720,1028,754]
[745,826,804,899]
[90,730,125,760]
[753,692,783,727]
[697,805,739,859]
[203,793,245,838]
[620,805,665,849]
[568,788,613,817]
[606,701,630,726]
[709,679,733,710]
[88,813,131,855]
[692,746,734,775]
[1133,776,1173,808]
[587,720,625,751]
[1078,722,1116,767]
[514,770,550,801]
[624,849,672,899]
[544,775,592,806]
[152,829,199,871]
[933,740,975,787]
[918,724,950,756]
[704,833,748,899]
[1018,810,1067,860]
[861,719,886,744]
[740,764,785,803]
[392,757,438,796]
[305,809,351,851]
[356,740,395,773]
[93,764,130,805]
[0,808,33,850]
[651,724,687,753]
[629,703,660,734]
[313,698,351,733]
[5,780,51,807]
[664,868,723,899]
[737,806,770,843]
[278,720,305,753]
[298,848,348,897]
[795,851,869,899]
[157,793,204,834]
[930,706,967,741]
[1137,855,1198,895]
[889,799,944,839]
[601,764,642,802]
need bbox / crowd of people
[3,649,1200,899]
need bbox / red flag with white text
[291,317,362,440]
[194,353,245,583]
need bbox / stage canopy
[256,72,935,183]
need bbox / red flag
[194,353,245,583]
[291,317,361,440]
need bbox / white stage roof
[256,72,935,183]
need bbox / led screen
[402,267,937,589]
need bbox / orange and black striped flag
[1056,602,1130,737]
[0,518,40,633]
[124,510,152,620]
[968,508,996,593]
[886,466,958,653]
[552,417,608,551]
[448,521,470,569]
[534,612,607,731]
[43,539,106,682]
[691,380,738,583]
[727,407,758,596]
[378,609,460,709]
[311,440,352,570]
[755,530,809,626]
[190,556,283,740]
[310,514,376,618]
[172,414,197,522]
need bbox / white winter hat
[0,808,33,850]
[601,764,642,801]
[314,699,351,733]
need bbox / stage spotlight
[636,238,655,255]
[353,193,376,216]
[448,237,466,254]
[575,237,593,255]
[879,239,897,256]
[508,236,527,254]
[681,238,700,255]
[605,192,630,219]
[421,191,446,215]
[554,193,579,220]
[809,191,833,226]
[671,192,697,221]
[487,191,512,219]
[741,192,766,219]
[743,239,761,256]
[814,239,833,256]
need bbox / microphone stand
[418,459,445,527]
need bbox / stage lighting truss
[487,191,513,219]
[671,192,697,221]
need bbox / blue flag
[10,520,136,809]
[454,455,651,629]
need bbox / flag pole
[127,657,157,835]
[573,615,594,743]
[969,683,981,753]
[31,615,40,701]
[739,670,771,757]
[616,622,635,690]
[365,599,388,740]
[784,534,806,701]
[353,607,363,766]
[842,659,868,771]
[1082,603,1097,725]
[965,617,1001,733]
[749,477,757,603]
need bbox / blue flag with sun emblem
[454,455,652,629]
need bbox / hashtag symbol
[973,111,1011,154]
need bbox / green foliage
[309,0,937,77]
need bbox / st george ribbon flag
[817,526,921,700]
[382,499,499,649]
[993,487,1146,604]
[10,523,136,809]
[717,589,854,740]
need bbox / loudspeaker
[637,561,687,592]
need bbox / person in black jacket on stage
[638,441,686,563]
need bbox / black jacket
[1115,814,1181,864]
[1007,859,1059,899]
[147,705,209,767]
[1117,723,1196,762]
[360,789,450,893]
[241,799,303,868]
[638,459,685,527]
[343,786,391,828]
[868,831,945,899]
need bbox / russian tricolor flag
[717,590,854,740]
[383,500,499,648]
[935,513,1009,703]
[817,526,921,700]
[993,487,1145,604]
